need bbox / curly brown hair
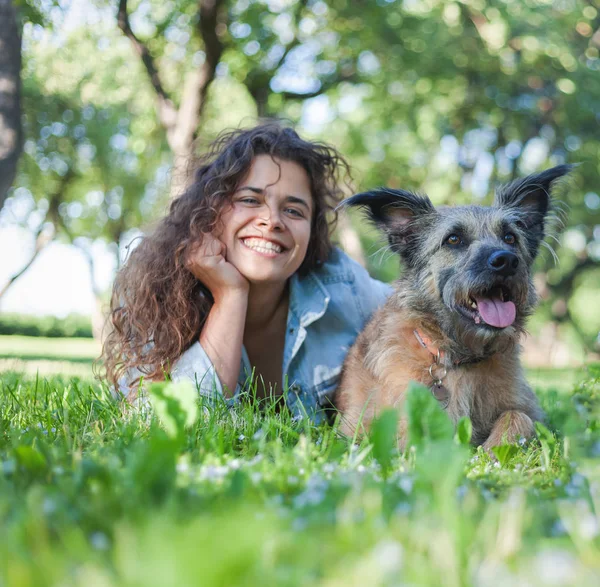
[100,123,351,390]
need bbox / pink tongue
[474,295,516,328]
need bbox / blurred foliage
[1,0,599,355]
[0,313,93,338]
[1,368,600,585]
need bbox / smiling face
[216,155,313,285]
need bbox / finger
[191,234,222,260]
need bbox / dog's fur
[334,165,571,450]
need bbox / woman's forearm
[199,291,248,397]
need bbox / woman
[102,123,391,423]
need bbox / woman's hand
[185,234,249,302]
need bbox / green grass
[1,364,599,586]
[0,335,100,361]
[0,335,101,378]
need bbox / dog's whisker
[540,240,560,265]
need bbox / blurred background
[0,0,599,377]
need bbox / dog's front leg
[482,410,535,451]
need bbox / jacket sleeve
[170,341,241,403]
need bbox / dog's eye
[446,234,462,246]
[504,233,516,245]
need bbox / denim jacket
[170,247,392,423]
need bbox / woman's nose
[259,206,284,231]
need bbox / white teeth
[470,299,477,309]
[242,238,283,254]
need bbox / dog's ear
[494,164,572,257]
[341,188,435,258]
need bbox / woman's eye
[285,208,304,218]
[240,197,259,205]
[504,232,516,245]
[446,234,462,246]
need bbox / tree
[0,0,23,209]
[0,16,171,336]
[4,0,599,356]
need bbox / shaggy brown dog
[334,165,571,450]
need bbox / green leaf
[492,444,518,466]
[535,422,556,469]
[370,408,399,474]
[149,381,199,440]
[455,417,473,446]
[14,445,48,475]
[405,381,454,448]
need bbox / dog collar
[413,328,493,367]
[413,329,445,362]
[413,329,450,409]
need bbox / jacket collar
[289,269,330,328]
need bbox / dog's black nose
[488,250,519,276]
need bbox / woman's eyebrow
[284,195,311,211]
[236,185,264,194]
[237,187,311,210]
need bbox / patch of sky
[67,202,83,219]
[50,154,69,176]
[338,92,362,115]
[77,141,96,163]
[519,137,549,174]
[584,193,600,210]
[434,134,459,170]
[51,122,67,137]
[312,1,328,16]
[85,191,104,207]
[216,62,229,77]
[82,105,95,121]
[230,22,252,39]
[23,140,37,157]
[301,95,334,133]
[192,51,206,67]
[495,147,513,177]
[244,40,260,56]
[122,153,139,174]
[73,124,86,140]
[110,134,128,151]
[267,0,295,13]
[564,135,582,152]
[471,151,495,199]
[273,13,294,44]
[299,16,317,36]
[562,228,587,253]
[264,44,286,69]
[4,188,35,224]
[358,51,381,75]
[37,157,51,172]
[233,0,250,15]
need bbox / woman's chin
[243,272,292,286]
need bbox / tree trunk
[0,0,23,210]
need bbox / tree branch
[173,0,226,152]
[0,226,53,301]
[117,0,177,130]
[273,0,309,70]
[280,69,359,100]
[0,170,74,301]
